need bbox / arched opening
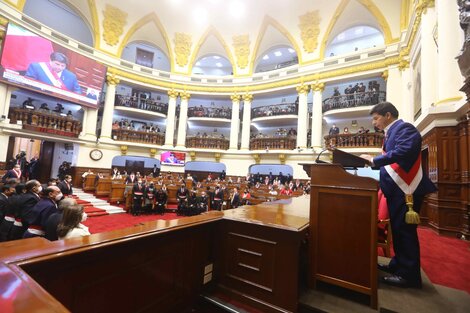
[325,25,384,57]
[192,54,232,76]
[254,45,298,73]
[121,41,171,72]
[23,0,94,46]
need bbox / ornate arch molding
[188,25,235,76]
[317,0,395,61]
[5,0,26,11]
[116,12,173,72]
[249,15,302,76]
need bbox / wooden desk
[95,178,112,197]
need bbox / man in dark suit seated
[176,184,189,215]
[155,188,167,215]
[213,186,223,211]
[230,187,241,209]
[9,180,41,240]
[58,175,73,197]
[2,164,23,183]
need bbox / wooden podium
[302,157,379,309]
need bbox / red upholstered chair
[377,189,392,257]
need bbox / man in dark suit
[361,102,437,288]
[23,185,62,239]
[25,52,81,93]
[9,180,42,240]
[58,175,73,197]
[0,185,15,227]
[44,197,77,241]
[176,184,189,214]
[2,164,23,183]
[230,187,241,208]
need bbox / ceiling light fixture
[216,62,223,67]
[274,51,282,57]
[262,55,269,60]
[195,61,201,66]
[288,48,295,53]
[213,55,221,59]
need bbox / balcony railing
[324,132,384,148]
[188,106,232,119]
[115,95,168,115]
[322,91,386,113]
[251,102,298,118]
[250,136,297,150]
[9,107,82,137]
[112,128,165,145]
[186,136,229,150]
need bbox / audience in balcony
[252,102,297,118]
[329,124,340,135]
[324,81,382,111]
[115,94,168,114]
[112,118,164,134]
[188,105,231,119]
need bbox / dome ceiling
[16,0,404,75]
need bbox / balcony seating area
[186,136,229,150]
[112,128,165,145]
[188,106,231,119]
[251,102,298,118]
[250,136,297,150]
[115,94,168,115]
[322,91,386,112]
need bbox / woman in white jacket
[57,204,90,239]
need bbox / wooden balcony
[324,132,384,148]
[250,136,297,150]
[112,128,165,145]
[185,136,229,150]
[9,107,82,137]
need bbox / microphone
[315,148,330,163]
[315,130,373,164]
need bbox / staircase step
[72,189,124,216]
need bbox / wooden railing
[185,136,229,150]
[250,136,297,150]
[9,107,82,137]
[322,91,386,112]
[112,128,165,145]
[324,132,384,148]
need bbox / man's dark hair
[1,185,11,193]
[25,180,40,192]
[50,52,69,65]
[43,186,55,197]
[369,101,399,118]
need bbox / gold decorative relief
[253,153,261,164]
[230,93,241,102]
[120,145,128,155]
[102,4,127,46]
[296,83,310,95]
[233,35,250,69]
[0,16,9,26]
[150,148,157,158]
[189,151,196,161]
[214,152,221,163]
[106,73,120,85]
[299,11,321,53]
[312,82,325,92]
[180,90,191,101]
[174,33,192,67]
[279,154,286,165]
[382,70,389,81]
[168,89,178,99]
[242,93,253,102]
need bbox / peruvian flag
[1,23,54,72]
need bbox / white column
[384,67,401,109]
[176,91,190,147]
[296,84,309,149]
[420,7,438,111]
[229,94,241,150]
[436,0,465,105]
[400,67,413,122]
[240,93,253,150]
[100,74,119,139]
[164,89,178,146]
[311,82,324,150]
[0,83,13,123]
[80,108,98,140]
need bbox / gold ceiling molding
[400,0,411,31]
[249,15,303,77]
[356,0,393,44]
[174,32,192,67]
[187,25,235,76]
[382,70,389,81]
[107,55,399,94]
[4,0,26,11]
[312,82,325,92]
[116,13,173,72]
[233,34,250,69]
[298,10,321,53]
[180,91,191,101]
[102,4,127,46]
[87,0,101,49]
[106,73,120,85]
[167,89,178,99]
[296,83,310,95]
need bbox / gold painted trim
[88,0,100,49]
[356,0,393,44]
[116,12,173,72]
[107,55,399,94]
[5,0,26,11]
[435,97,463,106]
[400,0,411,31]
[187,25,236,76]
[248,15,303,77]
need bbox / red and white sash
[38,62,67,90]
[384,154,423,195]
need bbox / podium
[302,160,378,309]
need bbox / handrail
[186,136,229,150]
[112,128,165,145]
[324,132,384,148]
[249,136,297,150]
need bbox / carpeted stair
[73,188,125,217]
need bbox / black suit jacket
[58,181,73,196]
[17,192,41,227]
[231,193,241,208]
[0,193,9,220]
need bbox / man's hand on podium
[359,154,374,167]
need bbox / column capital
[242,93,253,102]
[168,89,178,99]
[382,70,389,81]
[230,93,241,102]
[311,82,325,92]
[296,83,310,95]
[106,73,120,86]
[180,90,191,101]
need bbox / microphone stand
[315,130,371,164]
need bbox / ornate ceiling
[7,0,407,76]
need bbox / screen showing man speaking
[0,23,107,108]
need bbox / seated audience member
[44,198,77,241]
[268,185,278,195]
[57,204,90,240]
[82,169,94,179]
[241,189,251,205]
[58,175,73,196]
[343,127,350,134]
[0,184,17,241]
[230,187,241,208]
[155,188,167,215]
[111,167,121,179]
[9,181,40,240]
[279,184,292,196]
[2,164,23,183]
[125,172,137,184]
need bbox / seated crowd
[323,81,382,111]
[188,105,232,119]
[112,118,164,134]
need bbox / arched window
[254,45,298,73]
[23,0,93,46]
[121,41,170,72]
[326,25,384,57]
[192,54,232,76]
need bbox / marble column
[240,93,253,150]
[311,82,324,150]
[296,84,310,149]
[100,74,119,139]
[436,0,465,105]
[164,89,178,146]
[0,83,13,123]
[420,6,437,111]
[400,66,414,122]
[80,108,98,140]
[176,91,190,147]
[229,93,241,150]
